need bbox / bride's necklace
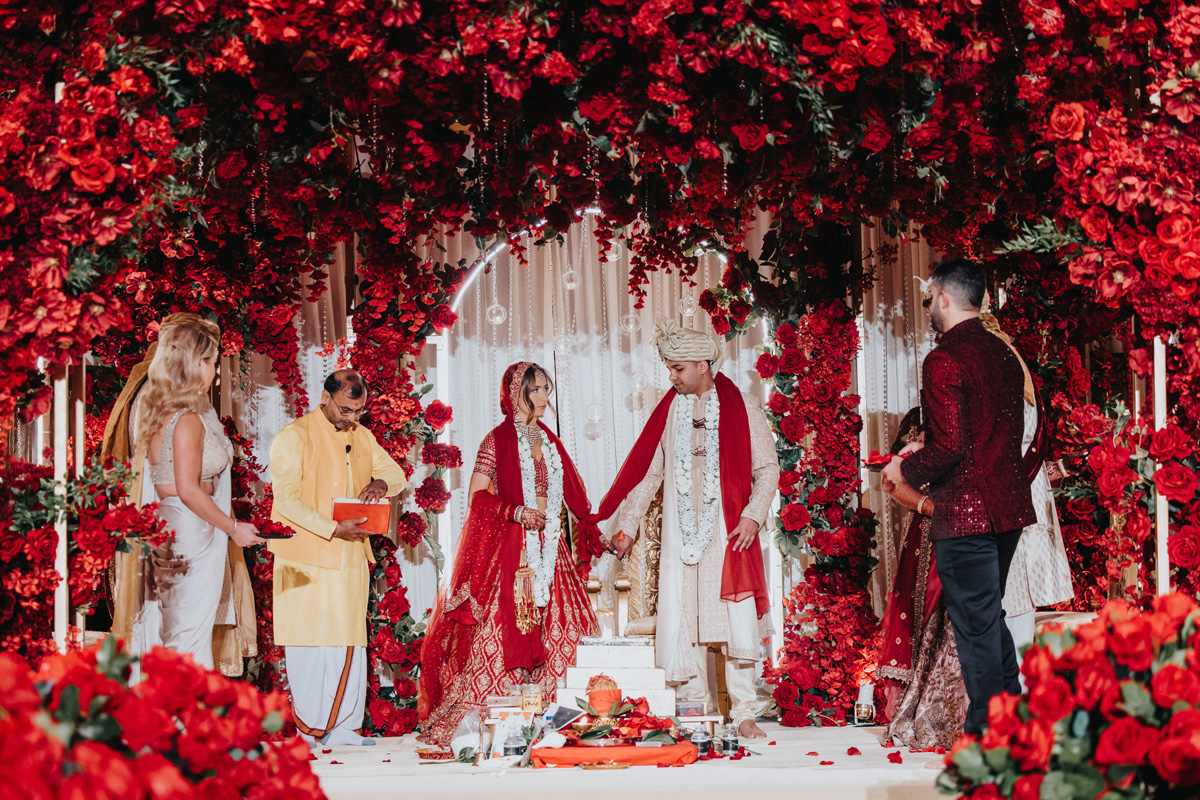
[674,389,721,565]
[517,423,563,608]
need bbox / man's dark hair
[324,370,367,400]
[931,258,986,310]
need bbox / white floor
[311,721,945,800]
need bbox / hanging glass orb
[554,334,573,355]
[619,313,641,334]
[586,402,604,423]
[677,296,698,317]
[562,269,582,290]
[584,420,603,441]
[630,371,647,391]
[486,302,508,325]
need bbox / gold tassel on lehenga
[514,550,537,634]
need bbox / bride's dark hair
[890,407,923,454]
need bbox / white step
[574,644,655,669]
[564,666,666,691]
[561,687,676,717]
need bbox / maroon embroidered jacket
[900,317,1036,541]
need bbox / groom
[601,320,779,738]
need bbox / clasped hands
[880,440,923,490]
[603,516,761,562]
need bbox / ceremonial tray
[573,737,637,747]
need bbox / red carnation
[396,511,428,547]
[414,479,450,513]
[424,400,453,431]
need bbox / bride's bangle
[513,505,525,524]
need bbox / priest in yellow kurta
[269,369,407,746]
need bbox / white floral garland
[517,424,564,607]
[674,389,721,565]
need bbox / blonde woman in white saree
[129,314,265,670]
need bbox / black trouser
[933,529,1023,735]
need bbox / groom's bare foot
[737,719,767,739]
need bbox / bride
[418,362,600,747]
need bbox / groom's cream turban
[653,318,724,372]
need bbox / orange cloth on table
[530,742,698,768]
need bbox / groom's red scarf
[585,373,769,618]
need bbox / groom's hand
[611,532,635,560]
[727,517,760,551]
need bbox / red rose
[756,353,779,380]
[424,400,453,431]
[778,347,807,374]
[729,298,753,324]
[1027,675,1074,721]
[780,503,812,531]
[1096,716,1159,765]
[1110,618,1155,671]
[133,753,195,800]
[766,392,790,415]
[111,695,176,753]
[731,123,768,151]
[430,304,457,332]
[0,531,25,562]
[71,158,116,192]
[1150,734,1200,785]
[778,470,802,495]
[1156,463,1199,503]
[1079,206,1111,241]
[0,652,39,713]
[23,526,58,564]
[1076,658,1119,710]
[860,122,891,153]
[1153,664,1200,708]
[1157,215,1194,248]
[69,741,139,799]
[215,151,247,180]
[775,323,798,347]
[1010,718,1054,771]
[780,415,805,444]
[1046,102,1087,140]
[1169,527,1200,570]
[1012,775,1043,800]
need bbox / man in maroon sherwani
[882,258,1036,736]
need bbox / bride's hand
[519,508,546,530]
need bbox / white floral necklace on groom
[674,388,721,565]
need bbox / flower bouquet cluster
[0,455,169,663]
[570,694,680,746]
[939,594,1200,799]
[0,636,323,799]
[755,303,881,726]
[364,534,423,737]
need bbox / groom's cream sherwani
[617,385,778,725]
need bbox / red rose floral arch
[3,1,1200,747]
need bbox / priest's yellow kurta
[269,409,407,647]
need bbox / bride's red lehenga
[418,364,600,748]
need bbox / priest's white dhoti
[285,645,368,745]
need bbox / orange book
[331,497,391,536]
